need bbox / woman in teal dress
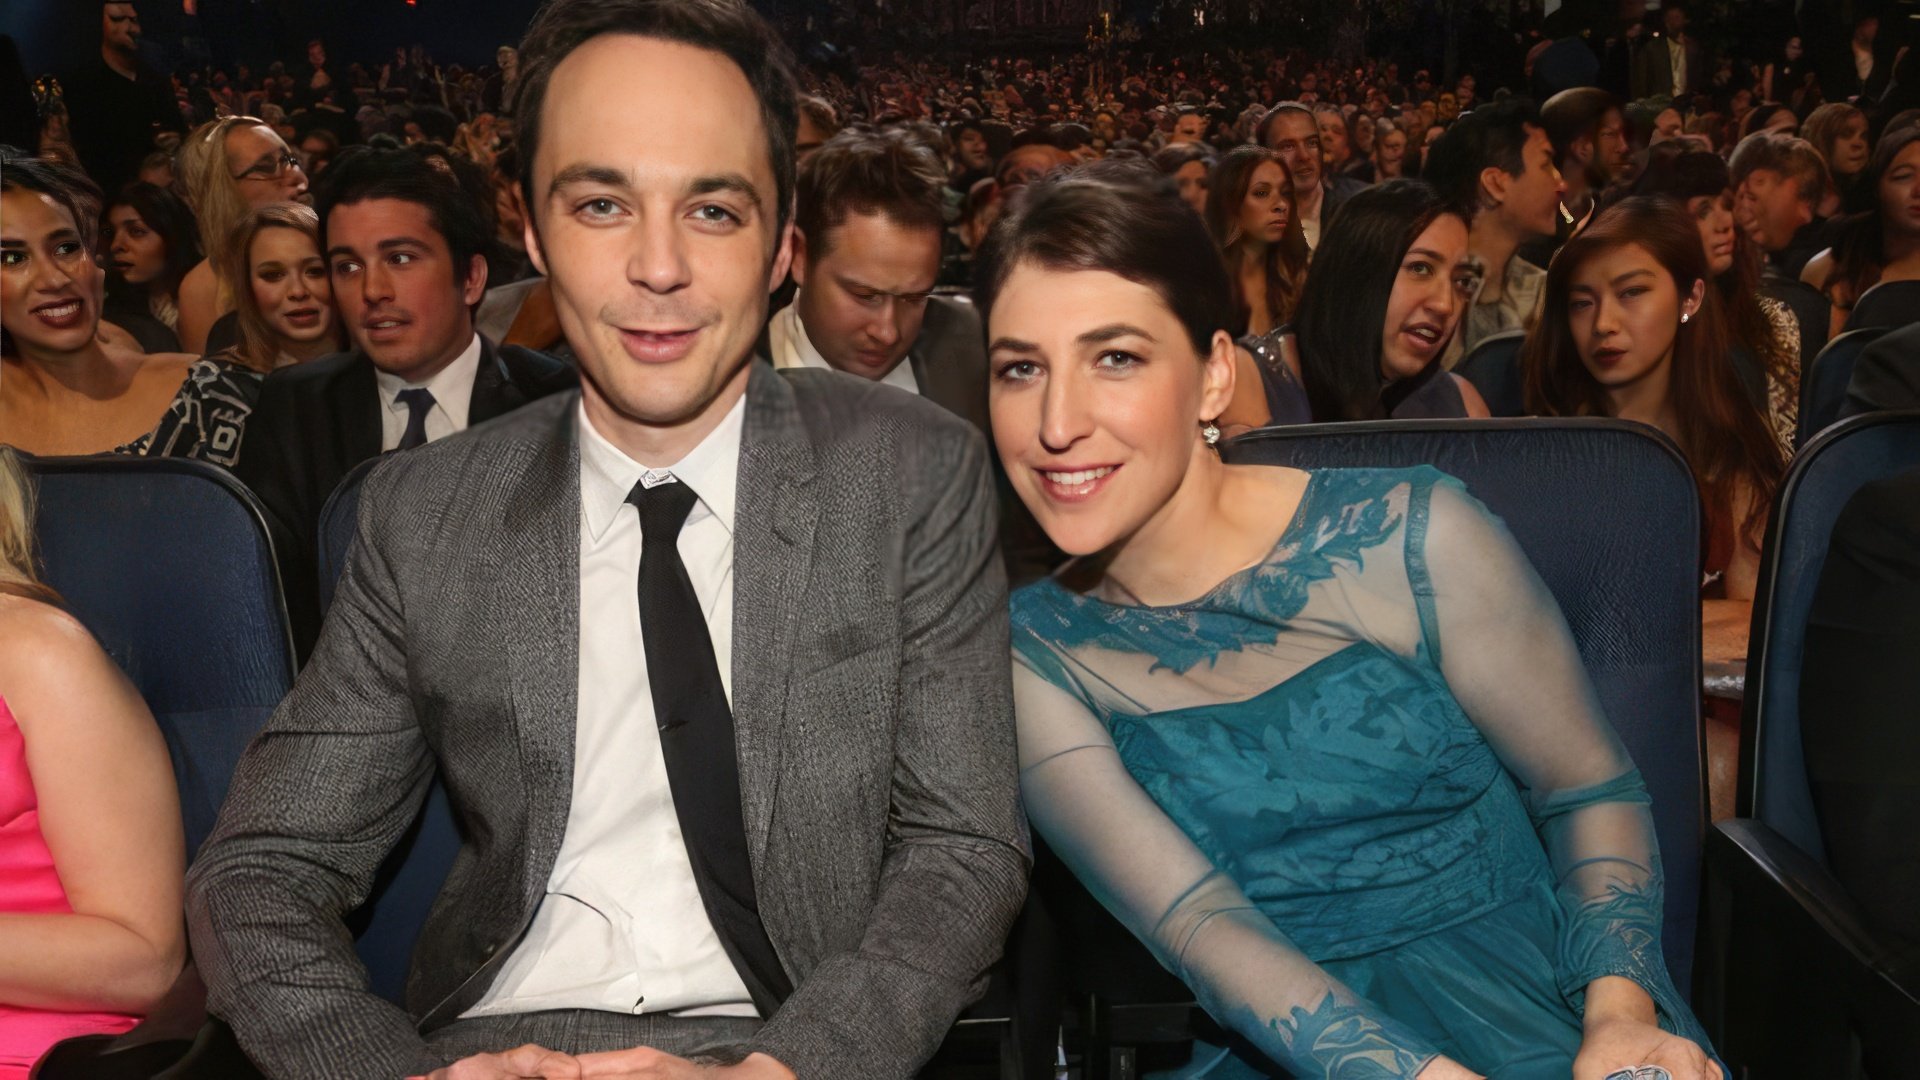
[975,163,1721,1080]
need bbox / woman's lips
[31,298,85,330]
[282,308,322,328]
[1036,465,1119,503]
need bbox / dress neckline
[1045,468,1324,613]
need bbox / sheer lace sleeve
[1012,657,1442,1079]
[1415,476,1694,1029]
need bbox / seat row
[22,410,1920,1078]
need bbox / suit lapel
[731,363,818,863]
[491,398,582,896]
[333,355,384,467]
[469,336,525,424]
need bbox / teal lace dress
[1010,466,1719,1079]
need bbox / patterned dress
[116,357,263,467]
[1011,466,1719,1078]
[1757,295,1802,458]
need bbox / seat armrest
[1709,819,1913,989]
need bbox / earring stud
[1681,311,1691,324]
[1203,420,1222,447]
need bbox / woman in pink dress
[0,448,185,1077]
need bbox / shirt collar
[373,330,483,431]
[577,394,746,545]
[768,295,830,373]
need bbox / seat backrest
[1741,411,1920,865]
[1454,328,1529,417]
[315,459,463,1004]
[1797,328,1890,449]
[26,457,295,860]
[1224,420,1710,993]
[316,457,381,616]
[1846,280,1920,333]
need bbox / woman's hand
[1575,977,1716,1080]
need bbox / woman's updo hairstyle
[975,160,1235,357]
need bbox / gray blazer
[185,361,1030,1078]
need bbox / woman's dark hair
[1150,141,1214,178]
[1737,102,1797,143]
[1819,124,1920,307]
[1524,197,1783,545]
[510,0,798,232]
[1624,144,1777,387]
[1,147,104,251]
[1203,146,1309,334]
[1293,179,1462,421]
[976,161,1234,358]
[101,181,202,304]
[313,145,492,288]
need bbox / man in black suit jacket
[761,127,1056,581]
[1840,320,1920,418]
[235,147,574,654]
[1800,468,1920,1022]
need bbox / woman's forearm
[0,911,184,1014]
[1583,974,1659,1030]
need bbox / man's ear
[1478,165,1511,209]
[461,253,488,307]
[522,203,547,279]
[1570,135,1594,168]
[784,225,807,289]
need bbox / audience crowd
[2,0,1918,1076]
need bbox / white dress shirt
[1299,192,1324,251]
[373,332,482,451]
[1667,36,1688,96]
[464,396,756,1019]
[767,294,921,395]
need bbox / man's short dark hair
[1253,102,1317,148]
[1421,98,1540,210]
[1729,131,1831,207]
[312,145,492,286]
[1540,87,1620,163]
[511,0,798,231]
[796,128,946,259]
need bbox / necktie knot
[394,387,437,451]
[626,478,700,544]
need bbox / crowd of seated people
[2,0,1918,1075]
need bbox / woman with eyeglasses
[1,151,261,464]
[174,116,310,353]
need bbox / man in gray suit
[183,1,1029,1077]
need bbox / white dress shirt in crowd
[767,294,921,395]
[1299,192,1325,251]
[1667,36,1688,96]
[373,331,482,451]
[464,396,756,1019]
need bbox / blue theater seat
[1698,411,1920,1077]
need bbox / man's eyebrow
[689,173,765,212]
[547,163,630,197]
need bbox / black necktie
[627,478,793,1014]
[394,387,436,451]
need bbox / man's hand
[418,1043,583,1080]
[572,1050,795,1080]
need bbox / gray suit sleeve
[185,462,443,1079]
[744,426,1031,1078]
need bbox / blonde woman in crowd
[173,116,310,353]
[212,203,344,372]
